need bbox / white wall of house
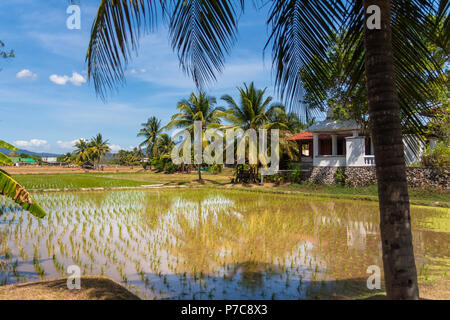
[313,156,346,167]
[310,134,377,167]
[346,136,367,166]
[307,119,434,167]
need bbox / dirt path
[0,276,139,300]
[419,275,450,300]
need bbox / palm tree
[86,1,447,299]
[60,152,74,165]
[133,147,145,159]
[138,117,162,158]
[0,139,46,218]
[267,105,305,164]
[73,139,91,165]
[222,82,295,170]
[165,92,227,181]
[221,82,272,131]
[89,133,111,170]
[157,133,175,156]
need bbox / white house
[42,157,58,163]
[287,119,432,167]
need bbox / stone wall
[308,166,449,189]
[405,167,449,189]
[309,167,341,185]
[343,167,377,187]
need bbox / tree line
[137,82,307,180]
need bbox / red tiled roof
[286,132,331,141]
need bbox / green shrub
[336,168,346,186]
[289,165,303,183]
[421,143,450,169]
[209,163,223,174]
[151,155,179,173]
[163,161,178,174]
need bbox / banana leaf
[0,140,18,151]
[0,169,46,218]
[0,139,17,165]
[0,152,13,165]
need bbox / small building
[42,157,58,163]
[287,119,431,167]
[9,157,36,165]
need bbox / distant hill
[0,147,61,158]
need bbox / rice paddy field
[0,189,449,299]
[11,174,148,190]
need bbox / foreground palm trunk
[363,0,419,299]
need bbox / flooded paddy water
[0,189,449,299]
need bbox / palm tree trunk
[198,164,202,181]
[363,0,419,299]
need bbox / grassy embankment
[11,171,449,206]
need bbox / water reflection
[0,189,449,299]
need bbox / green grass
[12,174,147,190]
[276,182,450,205]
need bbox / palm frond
[86,0,163,99]
[342,0,447,138]
[168,0,244,88]
[265,0,346,108]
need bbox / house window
[365,137,373,155]
[301,143,310,157]
[337,138,345,155]
[320,139,332,155]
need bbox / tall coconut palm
[157,133,175,156]
[86,0,447,299]
[73,139,91,165]
[89,133,111,170]
[267,105,305,163]
[0,139,46,218]
[221,82,272,131]
[138,117,162,158]
[222,82,291,169]
[165,92,227,180]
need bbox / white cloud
[14,139,48,148]
[70,72,87,86]
[109,144,123,152]
[56,139,81,149]
[129,68,146,75]
[56,140,128,153]
[49,74,69,85]
[49,72,86,86]
[16,69,37,80]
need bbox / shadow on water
[124,261,386,300]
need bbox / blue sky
[0,1,291,154]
